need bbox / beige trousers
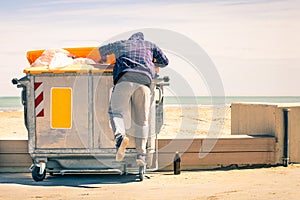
[109,81,151,155]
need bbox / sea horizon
[1,95,300,112]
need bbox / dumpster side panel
[93,75,115,148]
[35,76,89,149]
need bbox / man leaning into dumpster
[98,32,169,167]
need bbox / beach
[0,111,27,140]
[1,107,300,200]
[160,106,231,137]
[0,106,231,140]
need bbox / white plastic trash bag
[31,48,73,67]
[49,52,74,69]
[31,48,96,68]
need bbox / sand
[159,106,231,137]
[0,111,27,140]
[1,107,300,200]
[0,107,231,139]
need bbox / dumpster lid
[23,64,114,74]
[24,47,115,74]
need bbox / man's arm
[98,43,115,63]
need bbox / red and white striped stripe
[34,82,44,117]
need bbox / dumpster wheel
[32,166,46,182]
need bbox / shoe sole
[116,136,129,161]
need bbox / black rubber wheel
[32,166,46,182]
[49,168,54,176]
[138,166,144,181]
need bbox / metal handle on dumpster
[155,86,163,105]
[155,76,170,87]
[154,76,169,104]
[12,76,30,129]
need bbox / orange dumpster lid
[24,46,160,74]
[25,47,116,74]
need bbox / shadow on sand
[0,173,143,188]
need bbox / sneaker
[136,154,146,167]
[116,136,129,162]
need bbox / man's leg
[131,85,151,166]
[109,82,132,161]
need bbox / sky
[0,0,300,96]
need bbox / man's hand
[98,55,107,64]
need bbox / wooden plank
[231,103,277,136]
[0,154,32,167]
[158,151,276,170]
[158,136,276,153]
[0,140,33,169]
[158,138,202,153]
[0,136,277,171]
[0,167,30,173]
[0,140,28,153]
[289,107,300,163]
[201,137,275,152]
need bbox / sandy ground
[1,108,300,200]
[159,106,231,136]
[0,106,231,140]
[0,111,27,140]
[1,166,300,200]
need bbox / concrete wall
[231,103,277,136]
[231,102,300,164]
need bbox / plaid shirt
[99,32,169,82]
